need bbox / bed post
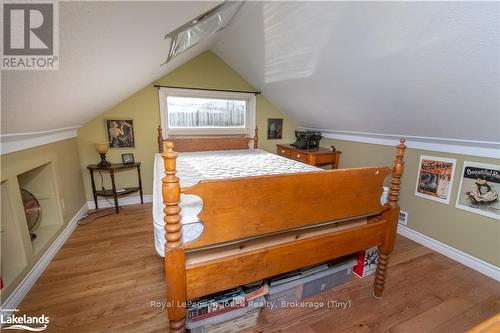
[162,142,187,333]
[374,138,406,298]
[158,125,164,153]
[254,127,259,149]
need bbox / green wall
[77,51,297,201]
[323,138,500,266]
[1,138,86,223]
[1,138,87,299]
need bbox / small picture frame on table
[121,153,135,164]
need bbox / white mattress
[152,149,320,256]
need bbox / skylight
[164,1,243,64]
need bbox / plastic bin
[301,259,356,299]
[187,297,264,333]
[266,259,357,309]
[265,277,304,311]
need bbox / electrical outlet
[398,210,408,225]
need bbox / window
[159,87,256,136]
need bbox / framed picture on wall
[456,161,500,220]
[105,119,135,148]
[267,118,283,139]
[415,155,456,204]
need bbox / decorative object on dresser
[267,118,283,139]
[291,130,322,149]
[95,143,111,168]
[121,153,135,164]
[277,144,341,169]
[105,119,135,148]
[87,162,143,213]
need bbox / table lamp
[95,143,111,167]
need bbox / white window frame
[159,87,256,137]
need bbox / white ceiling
[2,1,499,152]
[214,1,500,144]
[1,1,220,135]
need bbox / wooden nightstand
[87,162,143,213]
[276,144,341,169]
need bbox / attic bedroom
[1,1,499,332]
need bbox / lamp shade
[95,143,108,154]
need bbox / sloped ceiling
[1,1,220,135]
[2,1,499,153]
[213,1,500,144]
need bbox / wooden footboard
[160,139,406,332]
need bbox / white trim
[414,155,457,205]
[300,127,500,159]
[158,87,256,137]
[397,224,500,281]
[0,127,80,155]
[0,204,88,317]
[87,194,152,210]
[455,161,500,220]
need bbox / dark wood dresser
[276,144,341,169]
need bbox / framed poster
[415,155,456,204]
[105,119,135,148]
[267,118,283,139]
[456,162,499,220]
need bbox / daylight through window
[159,87,256,136]
[167,96,246,129]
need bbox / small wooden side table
[87,162,143,214]
[276,144,341,169]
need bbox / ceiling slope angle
[213,1,500,157]
[1,1,223,154]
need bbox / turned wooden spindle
[157,125,164,153]
[387,138,406,209]
[162,142,182,248]
[374,138,406,298]
[254,127,259,149]
[162,142,187,332]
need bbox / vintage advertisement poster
[456,162,500,220]
[415,155,456,204]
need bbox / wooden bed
[157,126,406,333]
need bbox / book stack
[242,281,269,301]
[188,287,246,322]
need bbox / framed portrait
[415,155,456,204]
[456,161,499,220]
[121,153,135,164]
[267,118,283,140]
[105,119,135,148]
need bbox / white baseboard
[86,194,152,210]
[0,204,88,317]
[397,225,500,281]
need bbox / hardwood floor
[18,204,499,332]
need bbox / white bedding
[152,149,320,256]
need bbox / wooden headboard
[157,126,258,153]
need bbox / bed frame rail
[185,220,387,300]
